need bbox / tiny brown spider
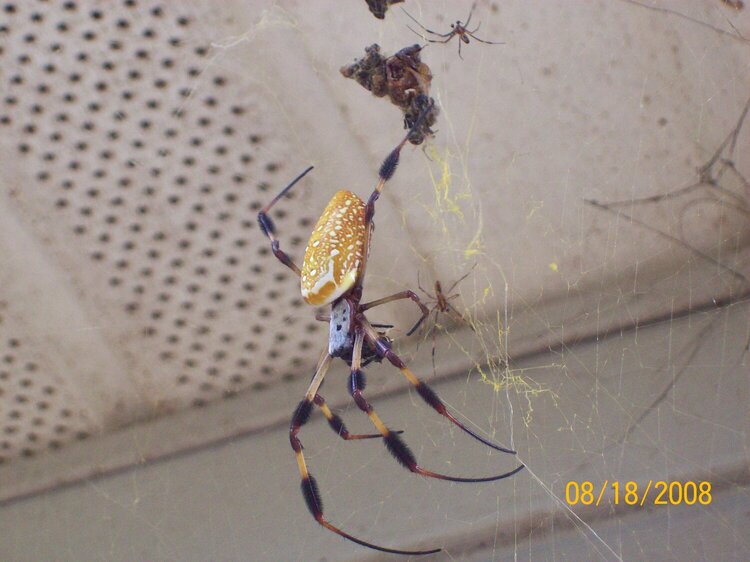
[413,266,477,373]
[403,2,504,59]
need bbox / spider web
[324,1,750,560]
[1,2,749,562]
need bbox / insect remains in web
[340,43,439,145]
[257,104,523,556]
[414,265,477,375]
[403,2,504,59]
[365,0,405,19]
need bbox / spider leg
[445,302,475,332]
[405,24,431,42]
[290,353,435,556]
[416,270,437,301]
[361,291,430,336]
[417,308,439,351]
[402,8,455,38]
[430,315,439,377]
[314,393,401,440]
[464,2,477,28]
[322,314,396,330]
[350,329,523,482]
[361,320,521,456]
[413,308,438,360]
[466,32,505,45]
[362,100,435,260]
[360,100,435,330]
[426,303,473,376]
[427,35,457,44]
[405,306,430,338]
[445,263,477,294]
[465,23,505,45]
[257,166,314,276]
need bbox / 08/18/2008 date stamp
[565,481,712,507]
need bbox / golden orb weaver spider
[403,2,504,59]
[257,108,523,556]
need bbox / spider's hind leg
[348,329,522,482]
[290,353,436,556]
[361,320,521,457]
[314,393,402,440]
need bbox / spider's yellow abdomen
[301,190,367,306]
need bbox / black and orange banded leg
[313,393,401,440]
[348,330,521,484]
[290,353,332,519]
[290,352,436,556]
[361,319,524,460]
[363,99,436,238]
[257,166,315,276]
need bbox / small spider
[258,107,523,556]
[403,2,504,59]
[415,266,477,373]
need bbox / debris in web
[340,43,439,144]
[364,0,405,20]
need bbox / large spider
[257,112,523,556]
[404,2,504,59]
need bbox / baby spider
[403,2,504,59]
[414,266,476,374]
[257,107,522,556]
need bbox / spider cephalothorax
[257,106,523,555]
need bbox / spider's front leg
[360,318,522,457]
[361,290,430,335]
[257,166,315,276]
[353,102,436,338]
[362,98,436,228]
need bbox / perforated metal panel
[0,0,328,464]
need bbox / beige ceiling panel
[0,1,325,463]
